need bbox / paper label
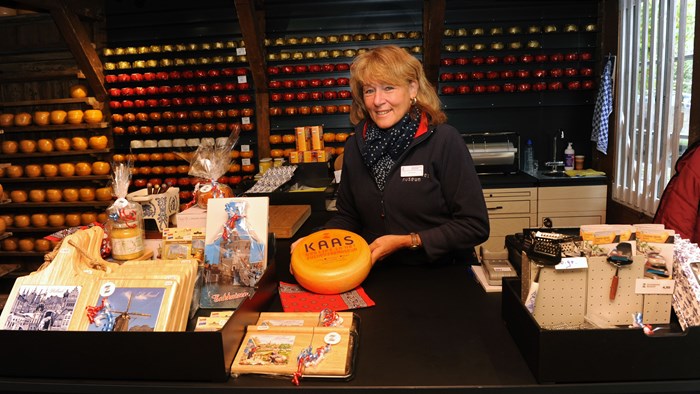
[635,278,675,294]
[241,144,250,152]
[242,116,251,124]
[237,75,247,84]
[555,257,588,270]
[236,47,246,56]
[400,165,423,177]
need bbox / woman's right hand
[289,236,305,274]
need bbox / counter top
[3,253,700,393]
[479,170,607,188]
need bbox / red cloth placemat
[278,282,375,312]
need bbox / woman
[299,45,489,266]
[654,139,700,243]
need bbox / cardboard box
[176,205,207,230]
[501,277,700,383]
[310,125,324,150]
[295,126,311,151]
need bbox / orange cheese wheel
[291,229,371,294]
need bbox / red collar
[363,112,429,139]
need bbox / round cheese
[291,229,371,294]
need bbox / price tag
[242,117,251,124]
[242,158,251,166]
[635,278,675,294]
[236,47,246,56]
[237,75,247,84]
[100,282,116,297]
[554,257,588,270]
[241,144,250,152]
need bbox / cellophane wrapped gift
[106,162,145,261]
[187,125,240,209]
[200,200,265,308]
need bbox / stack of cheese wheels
[291,229,371,294]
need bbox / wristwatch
[409,232,421,250]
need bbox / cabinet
[537,184,607,227]
[481,187,537,251]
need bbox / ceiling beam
[423,0,445,91]
[48,0,107,102]
[235,0,271,159]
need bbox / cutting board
[269,205,311,239]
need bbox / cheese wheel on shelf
[291,229,371,294]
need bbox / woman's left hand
[369,234,412,265]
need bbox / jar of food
[106,198,145,260]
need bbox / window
[614,0,695,216]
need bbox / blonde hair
[349,45,446,126]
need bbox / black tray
[501,277,700,384]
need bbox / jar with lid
[106,197,145,260]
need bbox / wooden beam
[48,0,107,102]
[10,0,104,20]
[422,0,445,91]
[235,0,270,159]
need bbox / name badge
[401,165,423,177]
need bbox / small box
[295,126,311,151]
[289,150,301,164]
[162,227,205,262]
[310,125,324,150]
[315,149,329,162]
[302,150,316,163]
[176,206,207,230]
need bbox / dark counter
[2,240,700,393]
[479,171,607,189]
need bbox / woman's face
[362,80,418,129]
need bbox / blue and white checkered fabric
[591,59,613,155]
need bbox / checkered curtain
[591,58,614,154]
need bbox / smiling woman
[292,45,490,270]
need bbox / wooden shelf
[0,175,111,183]
[0,201,111,209]
[0,122,109,134]
[0,97,104,110]
[0,149,111,160]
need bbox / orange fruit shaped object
[66,110,84,124]
[195,182,233,209]
[83,109,103,124]
[69,84,88,98]
[290,229,372,294]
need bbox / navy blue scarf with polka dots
[361,107,421,191]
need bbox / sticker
[236,47,246,56]
[199,184,213,193]
[237,75,248,84]
[635,278,675,294]
[99,282,116,297]
[400,165,423,177]
[324,332,341,345]
[242,117,251,125]
[554,257,588,270]
[241,144,250,152]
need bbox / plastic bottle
[523,139,535,174]
[564,142,575,171]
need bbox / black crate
[501,277,700,384]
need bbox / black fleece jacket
[326,120,490,265]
